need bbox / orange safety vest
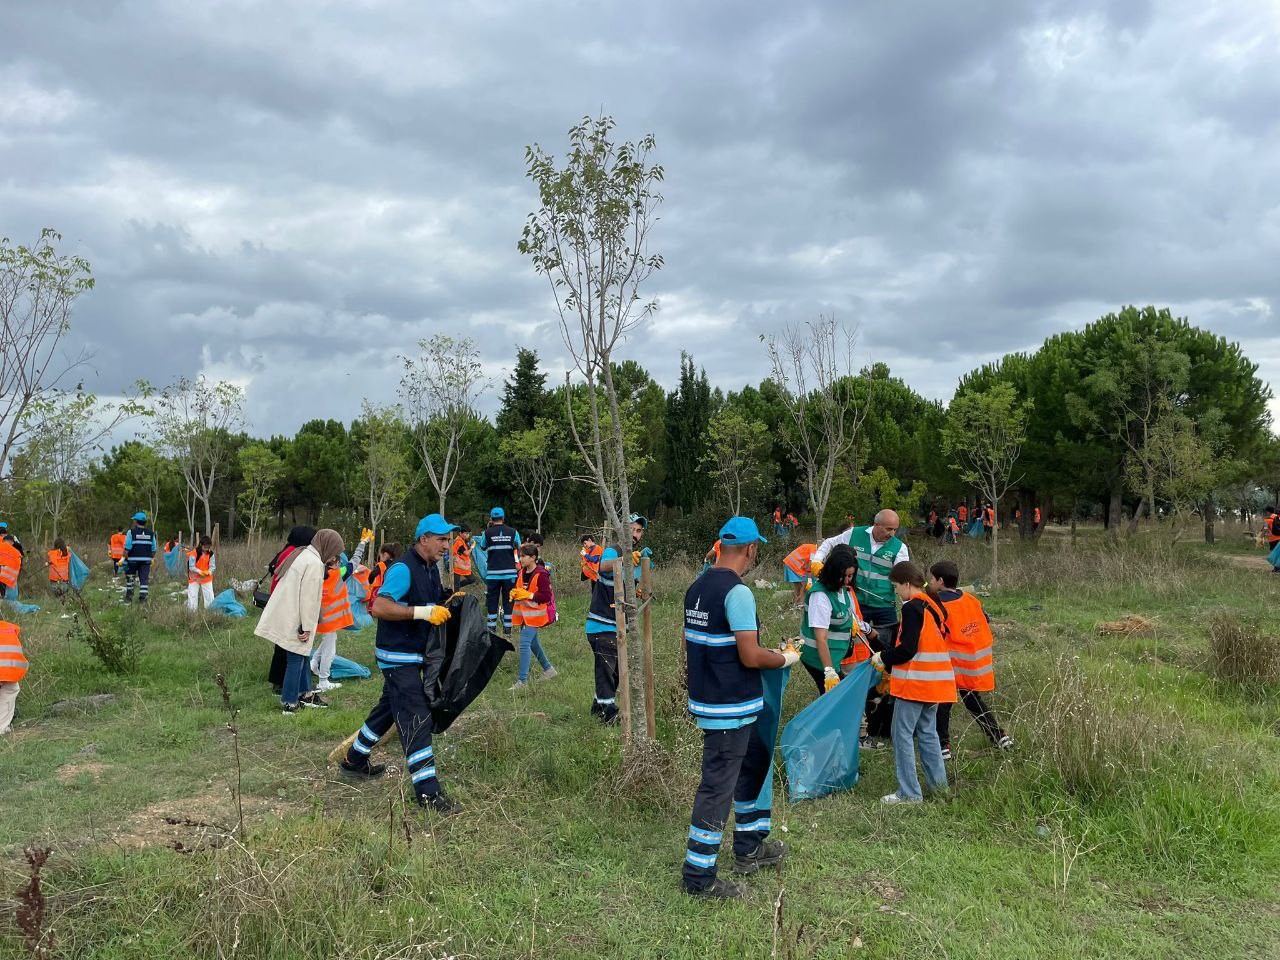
[938,591,995,692]
[928,510,937,525]
[888,594,957,704]
[1266,513,1280,546]
[47,549,70,583]
[708,539,722,563]
[958,506,968,523]
[773,509,782,524]
[512,565,550,628]
[0,542,20,590]
[0,620,27,682]
[318,568,355,632]
[1033,508,1041,526]
[452,535,472,576]
[782,543,815,578]
[364,561,386,611]
[109,533,126,560]
[982,508,995,528]
[948,517,960,534]
[786,513,799,528]
[188,549,214,585]
[580,545,602,582]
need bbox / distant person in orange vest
[0,536,22,600]
[187,536,216,612]
[782,542,816,607]
[311,548,356,693]
[785,511,799,537]
[982,504,995,542]
[871,562,956,804]
[580,534,602,582]
[109,528,127,573]
[928,560,1012,759]
[0,619,27,735]
[1033,507,1042,529]
[703,538,722,570]
[772,505,786,538]
[451,524,476,587]
[1263,506,1280,550]
[957,504,968,525]
[509,544,558,690]
[942,512,960,545]
[47,538,71,595]
[365,542,401,611]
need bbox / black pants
[346,662,442,799]
[936,690,1006,747]
[588,632,619,720]
[485,579,514,631]
[682,723,772,892]
[268,645,288,689]
[122,560,151,604]
[859,606,898,737]
[801,660,847,696]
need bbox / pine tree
[496,347,550,435]
[664,352,715,511]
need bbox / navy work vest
[373,547,445,669]
[484,524,519,581]
[587,547,619,634]
[127,526,155,561]
[683,567,763,722]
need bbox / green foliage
[495,347,550,435]
[701,407,773,516]
[284,420,349,524]
[237,442,285,536]
[67,596,144,674]
[830,465,928,526]
[665,353,714,511]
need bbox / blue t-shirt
[586,547,619,635]
[696,583,760,731]
[377,563,411,605]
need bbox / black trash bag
[429,593,513,733]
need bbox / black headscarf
[268,526,316,578]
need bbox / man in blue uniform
[681,516,799,899]
[585,542,621,723]
[121,512,156,605]
[340,513,460,814]
[480,507,520,634]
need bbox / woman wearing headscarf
[255,528,343,713]
[266,526,315,690]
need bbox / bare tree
[155,376,245,535]
[399,336,488,516]
[237,441,284,558]
[520,114,663,748]
[357,401,413,537]
[765,314,866,538]
[0,229,95,477]
[702,408,773,516]
[500,421,563,533]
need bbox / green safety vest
[850,525,903,610]
[799,584,856,671]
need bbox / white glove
[412,605,437,621]
[823,666,839,692]
[780,647,801,668]
[870,652,884,670]
[857,619,874,637]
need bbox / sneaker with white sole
[880,792,923,805]
[940,744,952,761]
[540,667,559,681]
[859,735,886,751]
[508,680,528,691]
[315,679,342,692]
[997,735,1014,750]
[299,692,329,709]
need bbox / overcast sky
[3,0,1278,436]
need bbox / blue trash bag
[330,655,371,680]
[780,660,875,802]
[3,587,40,614]
[164,545,184,576]
[209,589,246,618]
[748,665,792,812]
[967,520,984,538]
[345,575,373,631]
[471,540,489,581]
[69,552,91,590]
[1269,541,1280,570]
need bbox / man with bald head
[812,509,910,644]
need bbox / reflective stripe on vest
[48,550,70,582]
[850,527,902,608]
[939,591,996,691]
[452,537,472,576]
[109,535,126,559]
[0,622,27,681]
[512,567,550,628]
[889,595,957,703]
[783,543,815,577]
[318,570,355,631]
[188,550,214,585]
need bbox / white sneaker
[540,667,559,681]
[880,792,923,805]
[509,680,528,691]
[316,680,342,691]
[997,735,1014,750]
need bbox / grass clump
[1208,612,1280,688]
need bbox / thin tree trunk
[1202,500,1215,543]
[991,498,1000,587]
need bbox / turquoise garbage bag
[163,544,183,576]
[209,589,246,618]
[967,519,983,538]
[471,540,489,581]
[69,552,90,590]
[780,660,874,802]
[1269,541,1280,570]
[345,575,373,631]
[750,665,792,811]
[330,655,371,680]
[3,587,40,614]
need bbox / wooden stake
[641,557,656,740]
[212,522,221,556]
[613,558,632,743]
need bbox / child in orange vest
[311,553,356,692]
[187,536,216,611]
[509,544,558,690]
[47,538,71,594]
[928,560,1012,758]
[782,542,815,607]
[0,620,25,735]
[871,562,957,804]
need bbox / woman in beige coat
[255,529,344,713]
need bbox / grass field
[2,528,1279,959]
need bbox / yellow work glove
[632,550,642,566]
[823,666,840,693]
[809,560,823,578]
[360,527,374,543]
[509,587,532,601]
[426,605,451,626]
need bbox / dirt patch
[107,792,300,852]
[858,872,906,904]
[1223,553,1274,572]
[55,761,111,785]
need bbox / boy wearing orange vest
[0,536,22,599]
[509,544,558,689]
[781,542,815,606]
[109,528,127,572]
[928,560,1012,757]
[312,553,356,692]
[187,536,216,611]
[0,620,26,735]
[47,538,71,595]
[451,524,476,587]
[871,562,957,804]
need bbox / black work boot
[417,792,461,816]
[733,839,787,874]
[339,759,387,779]
[685,877,745,900]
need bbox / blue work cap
[628,513,648,528]
[132,512,147,522]
[416,513,459,538]
[490,507,505,519]
[0,522,7,531]
[719,516,767,545]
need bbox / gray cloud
[1,0,1277,435]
